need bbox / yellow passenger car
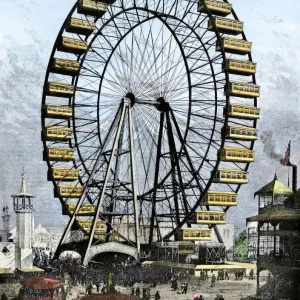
[219,147,255,163]
[226,104,260,120]
[198,0,232,16]
[202,191,237,206]
[65,202,96,215]
[179,228,211,241]
[226,81,260,98]
[222,58,256,76]
[216,37,252,55]
[47,148,75,161]
[66,18,95,35]
[57,37,88,54]
[43,126,72,141]
[208,17,243,35]
[213,168,248,184]
[50,167,79,181]
[78,0,107,17]
[56,185,83,198]
[51,58,80,76]
[57,185,83,198]
[224,125,258,141]
[178,241,195,254]
[78,219,106,233]
[195,211,226,224]
[44,105,73,119]
[47,82,75,98]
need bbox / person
[108,272,113,285]
[154,291,161,300]
[99,280,104,292]
[219,295,224,300]
[181,282,185,294]
[211,274,216,287]
[136,286,141,298]
[171,278,177,291]
[225,270,229,280]
[101,284,107,294]
[249,269,254,280]
[239,270,244,280]
[200,270,205,281]
[183,282,188,294]
[205,270,208,280]
[95,280,100,293]
[217,270,220,281]
[86,284,93,296]
[214,294,220,300]
[131,287,135,296]
[234,271,238,280]
[199,295,204,300]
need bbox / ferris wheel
[41,0,259,265]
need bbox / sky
[0,0,300,232]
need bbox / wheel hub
[157,97,170,112]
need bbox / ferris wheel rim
[41,0,259,245]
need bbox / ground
[0,275,261,300]
[68,277,258,300]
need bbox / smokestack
[292,164,297,193]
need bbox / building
[0,172,42,273]
[247,222,257,260]
[0,206,10,242]
[247,174,300,300]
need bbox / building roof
[22,277,64,290]
[11,171,34,198]
[283,188,300,209]
[247,209,300,223]
[254,174,292,197]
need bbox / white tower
[11,171,35,270]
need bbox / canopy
[254,174,292,197]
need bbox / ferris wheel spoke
[133,24,167,97]
[133,113,156,193]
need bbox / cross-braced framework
[41,0,259,265]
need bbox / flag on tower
[284,140,291,166]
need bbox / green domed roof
[254,174,293,197]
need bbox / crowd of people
[23,250,256,300]
[33,247,53,267]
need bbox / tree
[234,230,248,260]
[1,293,8,300]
